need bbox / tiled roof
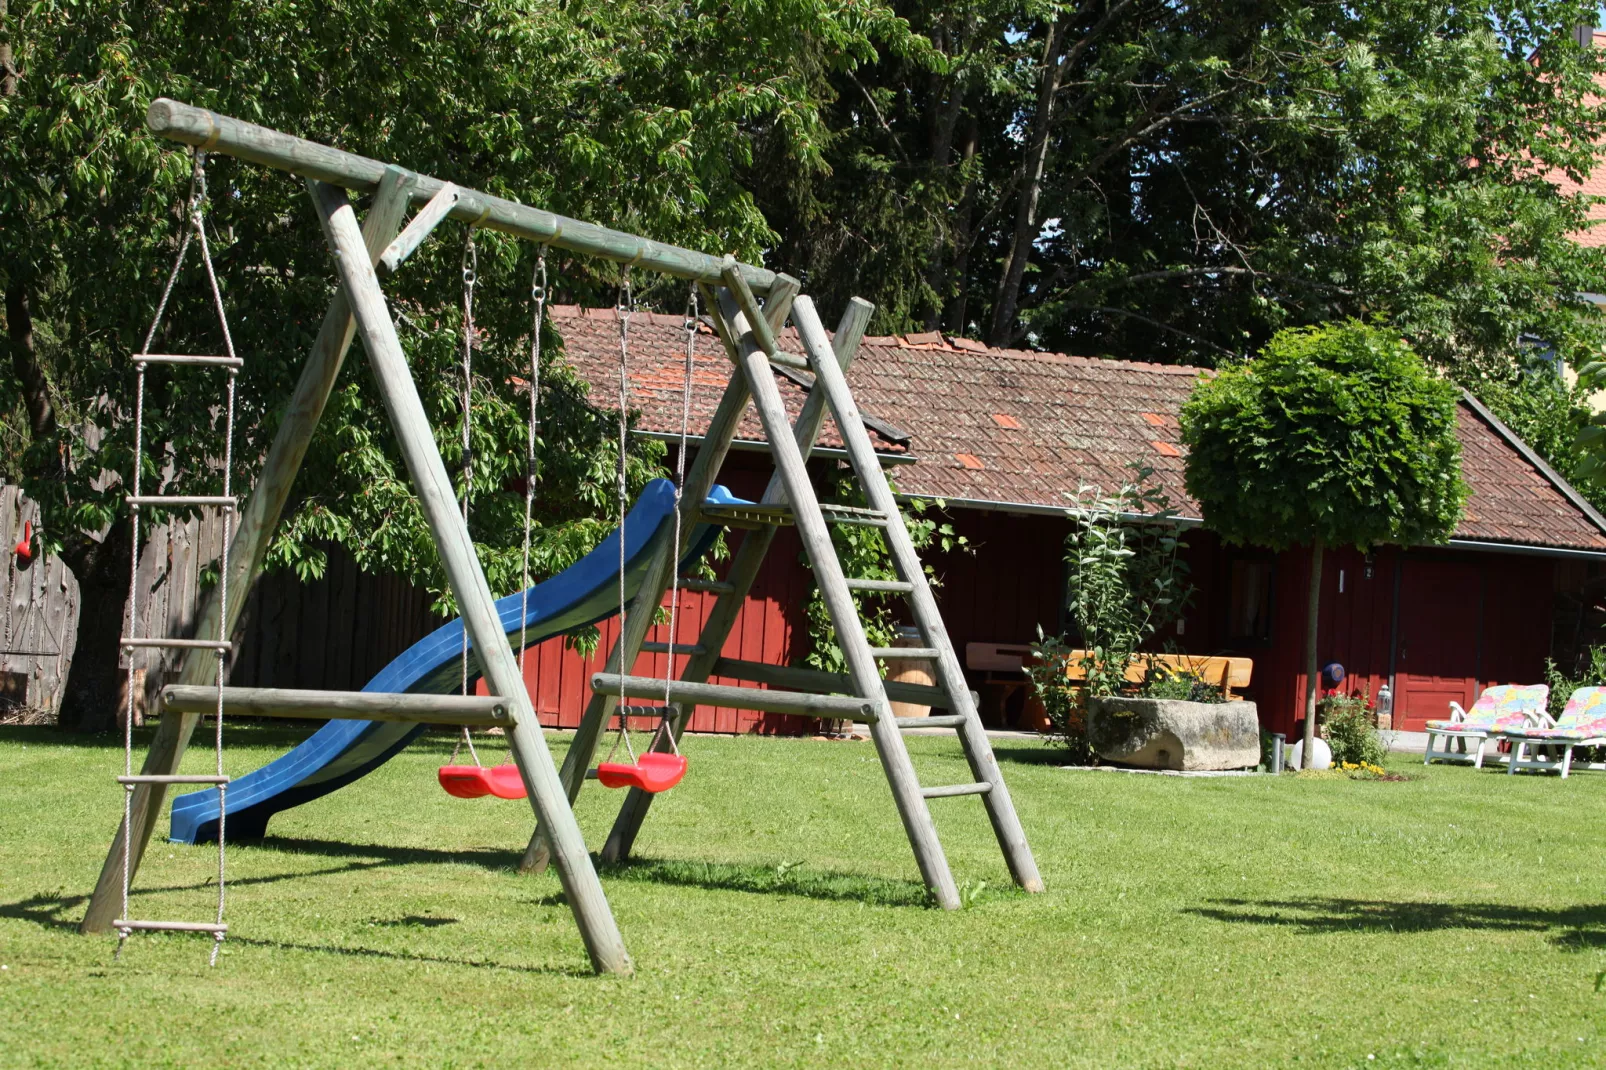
[550,308,1606,552]
[549,305,908,454]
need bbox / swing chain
[656,284,699,754]
[518,250,547,675]
[456,227,481,766]
[610,271,635,760]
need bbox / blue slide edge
[169,479,744,844]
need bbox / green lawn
[1,722,1603,1067]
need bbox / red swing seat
[437,764,527,800]
[596,752,687,793]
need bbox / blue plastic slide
[169,479,742,844]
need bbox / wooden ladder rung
[920,782,992,799]
[122,637,231,651]
[868,647,939,660]
[674,577,734,594]
[639,641,708,656]
[125,495,237,508]
[117,774,230,786]
[114,919,228,934]
[897,714,965,729]
[846,578,914,593]
[132,354,244,368]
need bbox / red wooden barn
[520,304,1606,736]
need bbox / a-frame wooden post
[305,180,632,974]
[81,167,419,935]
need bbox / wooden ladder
[544,264,1044,908]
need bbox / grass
[2,722,1605,1067]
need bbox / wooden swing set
[80,99,1043,976]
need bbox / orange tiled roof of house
[551,307,1606,552]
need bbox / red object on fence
[14,521,32,561]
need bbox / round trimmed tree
[1179,321,1466,767]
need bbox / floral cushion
[1425,684,1548,734]
[1500,687,1606,741]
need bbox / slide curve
[169,478,742,844]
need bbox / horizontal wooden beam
[145,99,778,294]
[591,673,875,721]
[710,657,969,710]
[160,685,509,725]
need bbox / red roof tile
[550,307,1606,552]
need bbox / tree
[760,1,1606,375]
[1179,321,1467,766]
[0,0,913,730]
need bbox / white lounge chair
[1499,686,1606,778]
[1422,684,1548,768]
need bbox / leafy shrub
[1320,692,1387,766]
[1026,631,1095,764]
[1063,465,1193,697]
[1544,648,1606,761]
[1137,658,1225,703]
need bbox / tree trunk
[55,531,130,733]
[1301,539,1324,768]
[0,0,16,100]
[6,282,55,439]
[945,117,980,332]
[988,18,1068,347]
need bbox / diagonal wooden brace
[306,179,632,974]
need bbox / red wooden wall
[240,442,1562,737]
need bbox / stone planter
[1086,696,1261,771]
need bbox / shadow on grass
[0,894,586,976]
[600,855,932,907]
[258,835,516,873]
[0,722,319,750]
[989,741,1070,767]
[1186,897,1606,951]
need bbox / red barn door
[1393,559,1481,730]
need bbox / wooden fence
[0,486,80,716]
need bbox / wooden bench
[1061,651,1253,699]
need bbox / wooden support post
[80,167,419,935]
[601,297,873,864]
[305,179,631,975]
[160,685,510,725]
[792,295,1044,895]
[718,272,962,910]
[519,275,801,875]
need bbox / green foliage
[1025,629,1095,764]
[1545,647,1606,724]
[0,0,912,617]
[1061,466,1192,697]
[1319,692,1388,768]
[760,2,1606,372]
[800,469,964,674]
[1180,321,1467,552]
[1137,660,1225,705]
